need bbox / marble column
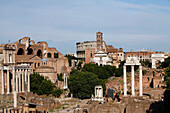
[25,69,27,83]
[131,65,135,96]
[1,69,4,94]
[16,70,18,93]
[7,69,10,94]
[22,69,25,92]
[123,65,127,96]
[27,70,30,92]
[139,65,143,96]
[19,69,21,93]
[14,91,17,108]
[12,67,15,93]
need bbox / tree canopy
[30,73,62,97]
[159,57,170,69]
[82,63,116,79]
[69,71,101,99]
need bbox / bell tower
[96,32,103,51]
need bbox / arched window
[38,63,40,67]
[27,48,33,55]
[47,53,51,58]
[37,50,42,58]
[17,48,24,55]
[54,53,58,58]
[35,63,36,68]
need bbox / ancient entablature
[0,37,69,94]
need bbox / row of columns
[1,67,31,94]
[123,65,143,96]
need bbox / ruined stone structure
[0,44,31,94]
[92,85,104,102]
[0,37,69,94]
[124,57,143,96]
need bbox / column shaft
[64,73,65,88]
[123,65,127,96]
[16,70,18,93]
[66,76,68,88]
[25,69,27,83]
[1,69,4,94]
[13,67,15,93]
[27,70,30,92]
[7,70,10,94]
[131,65,135,96]
[22,70,25,92]
[19,69,21,92]
[139,65,143,96]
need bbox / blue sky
[0,0,170,54]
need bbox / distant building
[91,50,112,66]
[76,32,124,66]
[125,49,153,61]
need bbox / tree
[82,63,116,79]
[160,57,170,68]
[30,73,62,96]
[69,71,101,99]
[115,67,123,77]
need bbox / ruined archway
[27,48,33,55]
[37,49,42,58]
[17,48,24,55]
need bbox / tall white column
[19,69,21,93]
[1,69,4,94]
[28,70,30,92]
[64,73,65,89]
[139,65,143,96]
[12,67,15,93]
[131,65,135,96]
[16,70,18,93]
[22,69,25,92]
[14,91,17,108]
[7,69,10,94]
[123,65,127,96]
[25,69,27,83]
[66,76,68,89]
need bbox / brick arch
[17,48,24,55]
[37,49,42,58]
[27,48,34,55]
